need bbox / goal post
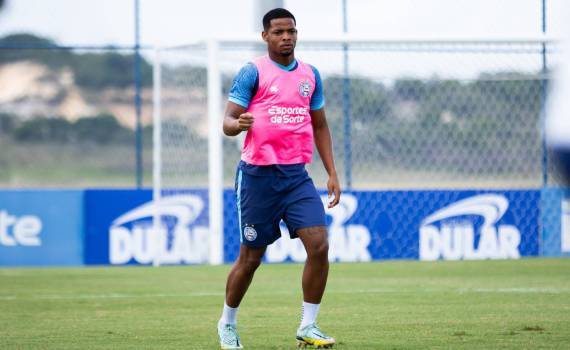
[153,34,558,266]
[206,39,224,266]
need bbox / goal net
[152,36,560,264]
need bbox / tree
[73,114,133,144]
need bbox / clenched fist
[237,112,254,132]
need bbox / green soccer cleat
[218,321,243,349]
[296,323,336,348]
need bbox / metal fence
[0,45,153,188]
[155,38,562,193]
[0,38,565,191]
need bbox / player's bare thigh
[236,244,266,266]
[297,226,328,255]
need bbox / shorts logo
[299,80,311,97]
[243,225,257,241]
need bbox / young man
[217,8,341,350]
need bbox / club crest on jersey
[243,225,257,241]
[299,80,311,97]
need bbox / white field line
[459,287,569,294]
[0,287,568,301]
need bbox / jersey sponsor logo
[267,105,308,124]
[109,195,209,265]
[0,210,42,247]
[266,194,372,263]
[419,194,521,261]
[298,80,311,97]
[243,225,257,241]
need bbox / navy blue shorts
[235,161,327,247]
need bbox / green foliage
[73,114,134,144]
[0,33,75,69]
[13,114,134,144]
[393,79,431,101]
[166,65,208,90]
[71,51,152,89]
[0,113,16,134]
[13,117,73,143]
[322,73,542,173]
[0,33,55,47]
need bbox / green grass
[1,259,569,349]
[0,137,541,189]
[0,140,154,188]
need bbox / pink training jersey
[241,56,316,165]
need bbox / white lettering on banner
[266,194,372,263]
[419,194,521,261]
[0,210,42,246]
[109,195,209,265]
[562,199,570,253]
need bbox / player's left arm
[309,65,340,208]
[311,107,341,208]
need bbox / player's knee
[308,240,329,260]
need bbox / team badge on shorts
[243,225,257,241]
[299,80,311,97]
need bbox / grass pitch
[1,258,569,349]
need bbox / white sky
[0,0,564,47]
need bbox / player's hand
[327,173,341,208]
[237,112,254,132]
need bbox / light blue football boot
[296,323,335,348]
[218,321,243,349]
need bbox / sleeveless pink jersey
[241,56,316,165]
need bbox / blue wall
[0,190,84,266]
[541,187,570,257]
[224,190,540,263]
[84,189,209,265]
[0,188,567,266]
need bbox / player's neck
[268,52,295,67]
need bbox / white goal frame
[152,34,557,266]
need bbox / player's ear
[261,31,268,43]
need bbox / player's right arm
[223,104,253,136]
[222,63,258,136]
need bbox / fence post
[152,48,162,266]
[134,0,143,188]
[342,0,352,189]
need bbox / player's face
[263,18,297,57]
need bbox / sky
[0,0,565,80]
[0,0,564,47]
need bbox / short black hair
[262,8,296,31]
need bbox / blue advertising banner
[0,190,83,266]
[84,189,209,265]
[223,189,540,263]
[540,187,570,257]
[0,188,539,266]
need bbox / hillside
[0,33,208,135]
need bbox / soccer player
[217,8,341,350]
